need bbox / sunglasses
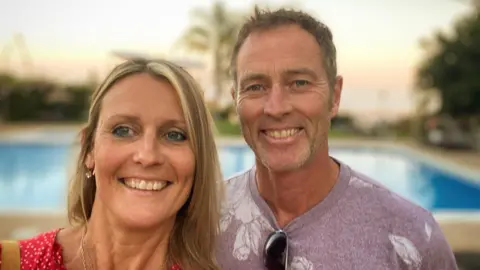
[263,229,288,270]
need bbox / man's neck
[256,150,340,228]
[84,206,173,270]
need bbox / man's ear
[230,86,239,109]
[230,86,236,102]
[329,75,343,119]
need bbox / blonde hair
[67,59,224,270]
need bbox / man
[217,7,458,270]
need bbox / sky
[0,0,473,121]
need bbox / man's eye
[293,80,310,87]
[112,126,134,137]
[245,84,264,91]
[166,131,187,142]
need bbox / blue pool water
[0,138,479,212]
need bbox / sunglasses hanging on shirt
[263,229,288,270]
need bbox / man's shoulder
[224,167,254,189]
[346,167,435,224]
[346,167,457,268]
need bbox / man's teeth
[123,178,168,191]
[265,128,301,138]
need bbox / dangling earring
[85,169,94,179]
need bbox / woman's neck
[82,206,175,270]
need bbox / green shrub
[0,73,93,122]
[214,119,242,136]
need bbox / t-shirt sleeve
[421,220,459,270]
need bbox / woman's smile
[120,177,171,191]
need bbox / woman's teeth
[122,178,168,191]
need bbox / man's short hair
[230,7,337,91]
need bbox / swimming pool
[220,145,480,212]
[0,133,479,213]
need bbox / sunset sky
[0,0,473,121]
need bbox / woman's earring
[85,169,94,179]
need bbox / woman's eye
[112,126,134,137]
[166,131,187,142]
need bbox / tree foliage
[416,6,480,117]
[177,1,242,104]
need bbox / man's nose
[263,84,293,119]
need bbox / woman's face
[85,72,195,229]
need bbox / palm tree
[176,1,242,109]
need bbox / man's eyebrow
[237,68,320,89]
[283,68,318,79]
[238,72,268,88]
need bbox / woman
[0,59,224,270]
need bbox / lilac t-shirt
[217,160,458,270]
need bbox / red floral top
[0,229,181,270]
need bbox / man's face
[234,24,343,172]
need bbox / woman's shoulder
[1,229,182,270]
[18,228,63,255]
[0,228,66,269]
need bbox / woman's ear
[81,127,95,170]
[85,152,94,170]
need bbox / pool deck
[1,129,479,257]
